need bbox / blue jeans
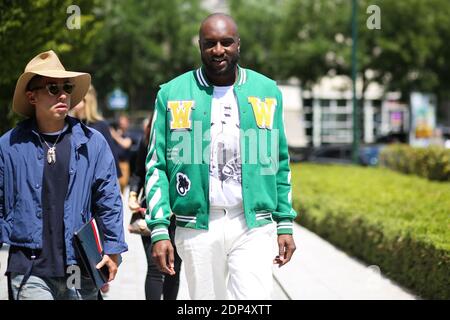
[10,272,99,300]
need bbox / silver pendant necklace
[39,127,65,164]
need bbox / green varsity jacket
[145,66,297,243]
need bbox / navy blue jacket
[0,116,128,265]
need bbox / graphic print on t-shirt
[210,121,242,184]
[208,85,243,208]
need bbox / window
[337,99,347,107]
[303,98,313,107]
[320,99,330,107]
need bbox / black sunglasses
[30,82,75,96]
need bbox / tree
[0,0,103,134]
[275,0,350,87]
[275,0,450,133]
[277,0,450,98]
[356,0,450,97]
[0,0,208,132]
[89,0,207,115]
[229,0,285,78]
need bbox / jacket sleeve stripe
[154,207,164,219]
[145,110,158,172]
[145,170,159,199]
[151,105,158,127]
[272,88,297,229]
[148,128,156,153]
[148,188,162,215]
[146,150,157,173]
[151,227,169,238]
[145,107,163,217]
[149,106,158,138]
[145,93,172,232]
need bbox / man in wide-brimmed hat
[0,50,128,300]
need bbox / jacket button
[36,211,42,218]
[69,170,74,175]
[35,184,40,189]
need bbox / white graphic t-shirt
[209,86,243,208]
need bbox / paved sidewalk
[0,198,418,300]
[0,245,8,300]
[272,223,418,300]
[104,201,418,300]
[103,199,288,300]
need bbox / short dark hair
[26,75,43,91]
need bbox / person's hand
[109,127,119,140]
[110,128,132,149]
[96,254,120,282]
[273,234,296,267]
[128,191,140,212]
[152,240,176,275]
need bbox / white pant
[175,206,276,300]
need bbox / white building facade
[279,76,409,147]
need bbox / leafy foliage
[380,144,450,181]
[229,0,284,78]
[2,0,450,132]
[275,0,450,96]
[274,0,351,86]
[0,0,103,133]
[0,0,206,133]
[90,0,207,114]
[292,163,450,299]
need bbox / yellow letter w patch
[248,97,277,129]
[168,100,195,130]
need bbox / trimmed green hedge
[379,144,450,181]
[292,163,450,299]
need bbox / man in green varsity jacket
[145,13,297,299]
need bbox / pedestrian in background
[111,114,133,193]
[71,84,122,179]
[128,115,181,300]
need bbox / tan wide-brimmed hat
[13,50,91,118]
